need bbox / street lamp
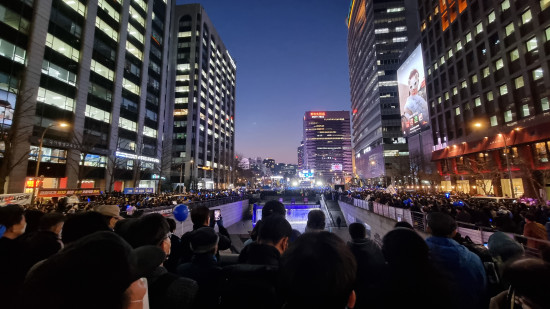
[31,122,69,205]
[189,159,194,191]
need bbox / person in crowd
[180,205,231,264]
[163,218,182,273]
[382,227,456,309]
[0,205,27,309]
[487,231,525,265]
[20,231,166,309]
[278,232,357,309]
[347,222,386,309]
[120,213,198,309]
[522,213,548,250]
[177,227,223,309]
[304,209,326,233]
[94,204,124,230]
[239,214,292,265]
[456,207,472,223]
[394,221,414,229]
[489,258,550,309]
[245,200,287,246]
[18,209,44,241]
[62,211,111,244]
[426,212,487,309]
[23,212,65,272]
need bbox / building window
[143,126,157,138]
[122,78,140,95]
[85,105,110,123]
[37,87,75,111]
[455,107,461,115]
[499,84,508,95]
[514,76,524,89]
[505,23,514,36]
[521,9,532,25]
[466,32,472,42]
[453,87,458,95]
[532,67,544,80]
[487,91,494,101]
[440,56,445,65]
[45,34,79,62]
[438,96,442,104]
[522,104,530,117]
[62,0,86,16]
[456,41,462,50]
[488,11,496,24]
[95,17,118,42]
[474,97,481,107]
[526,37,538,52]
[495,58,504,70]
[471,74,478,84]
[444,92,449,100]
[541,97,550,111]
[128,24,144,44]
[534,142,549,163]
[546,26,550,41]
[509,49,519,62]
[542,0,550,10]
[98,0,120,22]
[119,118,137,132]
[461,80,467,89]
[129,5,145,27]
[490,115,498,126]
[90,60,114,81]
[475,22,483,35]
[501,0,510,11]
[482,67,490,78]
[448,49,453,59]
[126,41,143,60]
[504,110,513,122]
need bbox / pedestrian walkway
[324,198,347,228]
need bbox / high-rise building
[303,111,352,184]
[347,0,419,185]
[166,4,236,190]
[1,0,173,193]
[297,141,304,170]
[420,0,550,197]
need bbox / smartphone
[214,209,221,221]
[483,243,488,248]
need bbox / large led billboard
[397,44,429,137]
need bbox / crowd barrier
[342,196,549,257]
[123,195,249,216]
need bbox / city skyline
[180,0,352,164]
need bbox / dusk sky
[177,1,352,164]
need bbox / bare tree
[66,132,101,188]
[515,156,550,202]
[0,89,36,193]
[463,156,501,195]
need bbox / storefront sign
[38,188,101,197]
[0,193,32,206]
[123,187,154,194]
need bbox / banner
[123,187,154,194]
[0,193,32,206]
[38,188,101,197]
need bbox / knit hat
[94,205,123,219]
[190,227,219,254]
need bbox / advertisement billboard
[331,163,343,171]
[397,44,429,137]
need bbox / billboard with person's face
[397,44,429,137]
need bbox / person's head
[94,205,123,229]
[383,228,429,268]
[394,221,414,230]
[166,218,177,233]
[408,69,420,95]
[24,209,45,234]
[348,222,367,240]
[503,258,550,309]
[305,209,325,233]
[190,227,219,255]
[524,213,535,223]
[262,200,286,219]
[279,232,356,309]
[427,212,457,237]
[38,212,66,236]
[258,214,292,254]
[62,211,110,244]
[191,205,210,226]
[21,231,165,309]
[0,205,26,239]
[487,231,524,263]
[125,214,171,256]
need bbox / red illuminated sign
[310,112,326,117]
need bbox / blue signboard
[123,187,154,194]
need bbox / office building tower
[347,0,418,185]
[166,4,236,190]
[421,0,550,197]
[1,0,173,193]
[297,141,304,170]
[303,111,352,184]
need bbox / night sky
[176,1,352,164]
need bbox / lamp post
[499,133,515,198]
[178,161,184,193]
[189,159,194,191]
[31,122,69,205]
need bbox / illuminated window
[504,110,512,122]
[505,23,515,36]
[96,17,118,42]
[0,38,26,64]
[546,26,550,41]
[501,0,510,11]
[90,60,114,81]
[453,87,458,95]
[42,60,77,85]
[542,98,550,111]
[133,0,147,12]
[461,80,467,89]
[509,49,519,62]
[395,26,406,32]
[456,41,462,51]
[522,104,530,117]
[62,0,85,16]
[119,118,137,131]
[471,74,478,84]
[128,24,144,43]
[448,49,452,58]
[495,58,504,70]
[440,56,445,65]
[455,107,461,115]
[85,105,110,123]
[521,9,532,25]
[445,92,449,100]
[129,5,145,27]
[465,32,472,42]
[514,76,524,89]
[375,28,389,34]
[123,79,140,95]
[482,67,490,78]
[488,11,496,23]
[178,31,191,37]
[45,34,79,62]
[475,22,483,35]
[126,41,143,60]
[490,116,498,126]
[526,37,538,52]
[487,91,494,101]
[499,84,508,95]
[542,0,550,10]
[387,7,404,13]
[143,126,157,138]
[532,67,544,80]
[438,96,442,104]
[174,109,188,116]
[474,97,481,107]
[98,0,119,22]
[36,87,75,111]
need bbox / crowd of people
[1,191,550,309]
